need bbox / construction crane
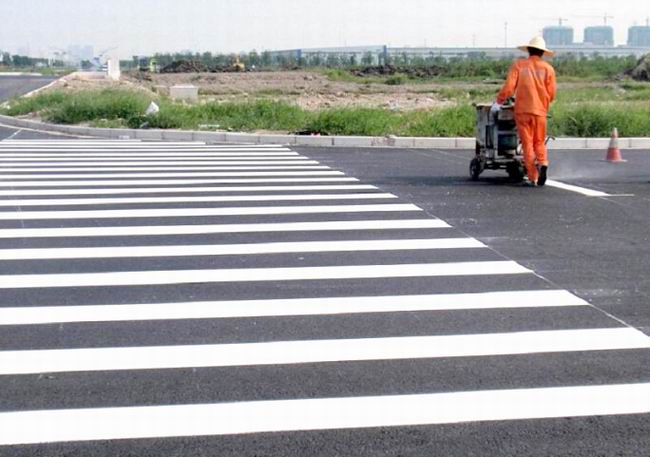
[540,17,569,27]
[92,47,118,70]
[577,14,614,25]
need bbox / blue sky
[0,0,646,57]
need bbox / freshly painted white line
[0,148,293,153]
[0,238,481,261]
[0,203,419,221]
[0,184,377,197]
[0,193,395,208]
[0,165,328,172]
[0,290,586,326]
[0,171,344,179]
[0,218,445,239]
[0,153,300,160]
[3,383,649,445]
[0,261,529,289]
[0,177,359,187]
[0,159,311,166]
[0,328,646,375]
[545,180,610,197]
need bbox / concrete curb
[1,114,650,150]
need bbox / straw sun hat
[518,36,556,57]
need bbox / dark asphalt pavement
[0,138,648,456]
[0,75,56,103]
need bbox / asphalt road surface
[0,74,56,103]
[0,138,649,456]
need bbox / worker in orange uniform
[494,36,557,186]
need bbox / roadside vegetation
[3,55,650,138]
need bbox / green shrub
[385,75,406,86]
[304,108,401,136]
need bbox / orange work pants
[515,114,549,183]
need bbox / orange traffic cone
[606,128,626,163]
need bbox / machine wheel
[469,158,482,181]
[506,162,525,183]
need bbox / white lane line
[0,192,395,208]
[0,171,344,180]
[0,290,586,326]
[0,177,359,188]
[0,238,482,261]
[0,148,293,153]
[545,180,610,197]
[0,328,646,375]
[0,184,377,197]
[0,159,311,166]
[0,151,301,162]
[0,261,529,289]
[0,203,419,221]
[3,382,649,445]
[0,219,446,239]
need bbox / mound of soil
[627,55,650,81]
[161,60,210,73]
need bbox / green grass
[4,88,650,138]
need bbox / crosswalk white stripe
[0,261,530,289]
[0,165,329,172]
[0,290,587,326]
[0,177,360,187]
[0,192,395,208]
[0,238,482,261]
[0,151,299,158]
[0,171,344,179]
[3,382,649,445]
[0,148,293,153]
[0,159,311,166]
[0,219,446,239]
[0,328,646,375]
[0,203,419,220]
[0,184,377,197]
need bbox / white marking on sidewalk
[0,203,419,220]
[0,177,359,187]
[0,171,344,180]
[0,261,529,289]
[0,238,482,261]
[0,193,394,208]
[545,180,610,197]
[0,159,311,166]
[0,184,377,197]
[3,382,649,445]
[0,328,646,375]
[0,290,586,326]
[0,218,445,239]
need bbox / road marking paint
[0,328,646,375]
[0,290,585,325]
[0,238,481,261]
[0,148,293,153]
[0,177,359,187]
[0,171,344,180]
[0,261,528,289]
[0,165,328,172]
[545,180,610,197]
[0,159,311,166]
[0,184,377,197]
[0,192,395,208]
[0,151,301,162]
[0,203,419,220]
[3,382,649,445]
[0,218,445,239]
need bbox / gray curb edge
[2,114,650,150]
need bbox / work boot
[538,166,548,186]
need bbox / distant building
[543,26,574,46]
[584,26,614,46]
[67,45,94,63]
[628,26,650,47]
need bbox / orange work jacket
[496,56,557,117]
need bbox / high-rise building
[543,26,574,46]
[584,26,614,46]
[628,26,650,47]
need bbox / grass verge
[2,88,649,137]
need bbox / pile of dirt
[627,54,650,81]
[161,60,210,74]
